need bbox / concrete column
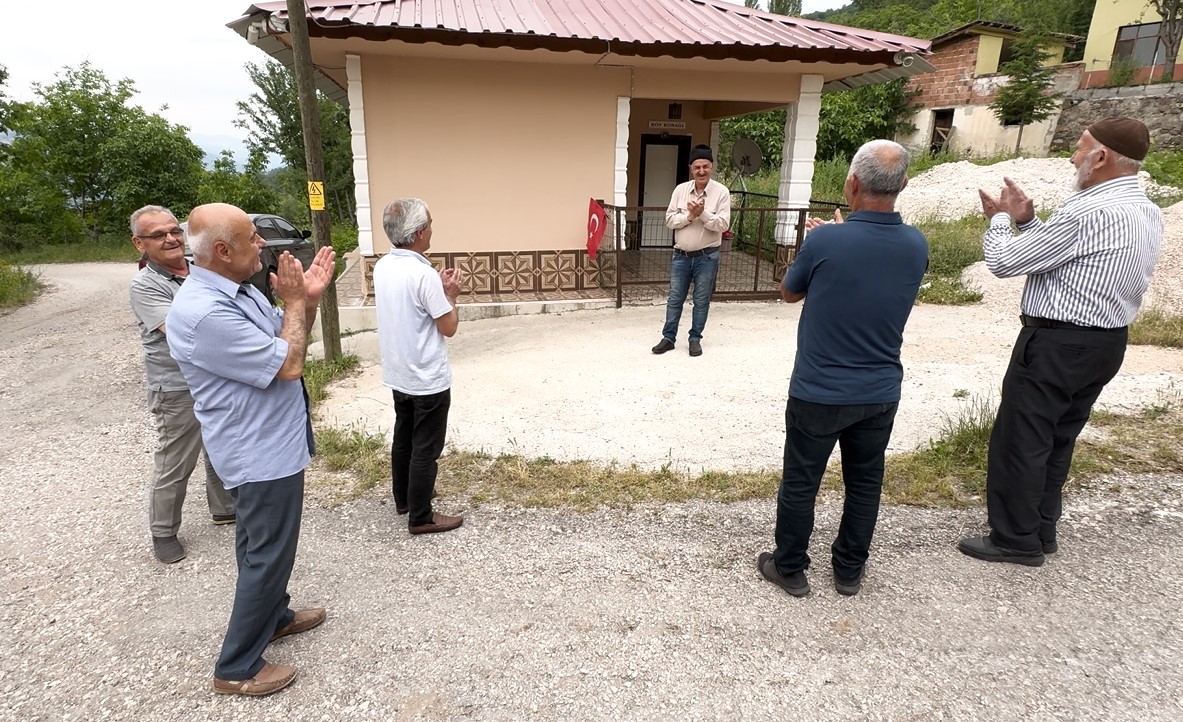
[776,74,823,245]
[614,97,631,249]
[346,54,373,256]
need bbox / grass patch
[315,425,390,497]
[303,353,360,406]
[2,235,141,264]
[440,452,778,510]
[1130,309,1183,348]
[913,216,986,306]
[832,394,1183,507]
[0,261,45,310]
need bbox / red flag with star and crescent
[586,198,607,259]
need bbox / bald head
[187,203,251,264]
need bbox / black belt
[1020,314,1125,332]
[673,247,717,258]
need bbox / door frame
[638,134,691,248]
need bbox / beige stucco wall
[899,104,1061,157]
[361,56,626,254]
[359,55,804,254]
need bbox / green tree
[988,34,1061,156]
[817,79,918,160]
[235,60,355,222]
[0,63,10,132]
[196,148,281,211]
[743,0,803,14]
[2,63,204,241]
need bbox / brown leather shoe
[212,662,296,697]
[270,608,326,642]
[409,512,464,535]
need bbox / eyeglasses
[138,228,185,242]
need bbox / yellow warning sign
[307,181,325,211]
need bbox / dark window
[1114,23,1164,66]
[271,217,300,238]
[998,39,1017,68]
[255,218,283,241]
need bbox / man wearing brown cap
[960,117,1163,566]
[651,144,731,357]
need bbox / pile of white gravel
[1147,201,1183,315]
[897,157,1181,224]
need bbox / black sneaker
[651,338,675,354]
[212,514,236,526]
[689,339,702,357]
[152,535,186,564]
[757,552,810,597]
[1041,540,1058,555]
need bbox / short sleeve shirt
[373,249,454,395]
[129,262,188,391]
[784,210,929,405]
[165,264,312,488]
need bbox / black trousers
[215,470,304,680]
[986,326,1127,551]
[391,388,451,526]
[773,397,899,580]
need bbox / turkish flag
[586,198,607,259]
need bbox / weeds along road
[1,262,1181,721]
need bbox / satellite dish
[732,138,763,176]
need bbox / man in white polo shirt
[373,198,465,535]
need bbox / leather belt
[1019,314,1124,332]
[673,247,717,258]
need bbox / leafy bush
[0,261,44,309]
[1105,57,1140,88]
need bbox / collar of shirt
[388,248,433,266]
[146,260,188,283]
[186,263,252,300]
[1070,174,1141,204]
[844,210,903,225]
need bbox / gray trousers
[146,389,234,537]
[215,470,304,680]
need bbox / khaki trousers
[146,389,233,537]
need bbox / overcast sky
[0,0,850,160]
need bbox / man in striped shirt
[959,117,1163,567]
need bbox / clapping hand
[804,208,844,233]
[440,267,464,300]
[303,246,336,303]
[979,177,1035,224]
[271,252,306,308]
[687,198,705,219]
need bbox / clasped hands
[978,176,1036,225]
[271,246,337,307]
[804,208,844,233]
[686,197,706,220]
[440,267,464,301]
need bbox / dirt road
[1,263,1181,721]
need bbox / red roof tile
[238,0,930,59]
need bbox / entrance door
[638,134,690,247]
[930,109,954,154]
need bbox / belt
[1019,314,1125,332]
[673,246,718,258]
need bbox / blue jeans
[662,249,719,342]
[772,397,898,581]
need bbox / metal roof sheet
[234,0,930,57]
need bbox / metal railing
[599,199,846,307]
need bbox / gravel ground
[2,263,1183,722]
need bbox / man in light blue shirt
[167,202,335,697]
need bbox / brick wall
[906,36,981,109]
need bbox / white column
[346,54,373,256]
[775,74,823,245]
[709,120,721,158]
[614,96,631,249]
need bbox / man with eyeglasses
[128,205,235,564]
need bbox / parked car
[137,213,316,302]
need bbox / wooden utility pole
[286,0,342,360]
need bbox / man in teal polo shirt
[757,140,929,598]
